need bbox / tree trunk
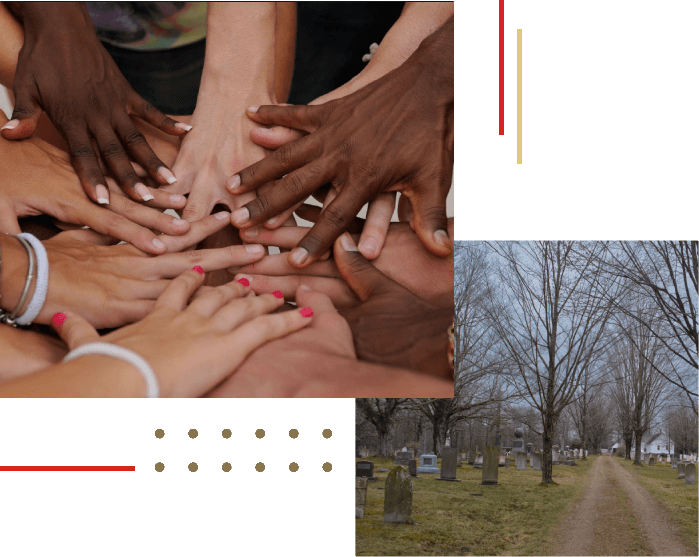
[580,392,588,461]
[541,409,555,484]
[433,420,448,456]
[633,429,643,465]
[624,431,634,460]
[378,424,394,458]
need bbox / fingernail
[158,166,177,184]
[193,266,204,274]
[152,237,166,251]
[340,233,358,252]
[52,312,66,330]
[245,244,264,254]
[272,291,283,299]
[299,307,313,318]
[95,184,109,205]
[173,218,189,228]
[358,237,378,256]
[175,122,193,132]
[1,119,18,130]
[226,174,241,192]
[290,247,309,266]
[231,207,250,225]
[248,106,259,113]
[170,194,185,205]
[299,284,312,291]
[237,277,250,286]
[434,229,450,248]
[215,211,230,221]
[265,216,278,227]
[244,226,259,238]
[135,183,154,201]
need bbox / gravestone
[356,477,368,519]
[505,457,511,468]
[473,452,483,469]
[678,462,685,480]
[468,450,475,465]
[512,428,525,453]
[531,451,542,471]
[552,449,559,465]
[437,448,460,481]
[649,456,656,466]
[515,452,527,470]
[356,460,377,481]
[672,457,677,469]
[384,466,413,524]
[408,459,418,477]
[417,453,439,474]
[686,463,696,484]
[526,443,533,454]
[481,446,499,486]
[394,449,414,466]
[498,454,507,467]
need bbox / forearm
[0,326,67,381]
[0,2,22,88]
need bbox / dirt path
[550,455,693,556]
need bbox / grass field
[614,455,698,553]
[356,455,596,556]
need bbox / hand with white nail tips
[0,211,257,329]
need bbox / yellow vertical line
[517,29,522,164]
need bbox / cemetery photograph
[355,241,698,556]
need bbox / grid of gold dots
[154,428,333,472]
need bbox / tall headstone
[437,448,460,481]
[552,449,559,465]
[356,460,376,481]
[515,452,527,470]
[481,446,499,486]
[671,457,677,469]
[467,450,476,465]
[678,462,686,480]
[473,452,483,469]
[512,428,525,453]
[531,451,542,471]
[356,477,368,519]
[504,456,511,468]
[685,463,695,484]
[408,459,418,477]
[417,453,440,474]
[384,466,413,524]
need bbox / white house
[611,430,675,455]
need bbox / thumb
[2,79,42,140]
[0,200,21,234]
[51,311,100,350]
[333,232,395,302]
[405,182,452,257]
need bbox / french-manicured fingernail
[193,266,204,274]
[158,166,177,184]
[152,237,166,251]
[358,237,378,256]
[244,226,259,238]
[340,233,358,252]
[173,218,188,228]
[290,247,309,266]
[95,184,109,205]
[265,216,278,227]
[434,229,450,248]
[273,291,283,299]
[237,277,250,286]
[1,119,19,130]
[298,284,312,291]
[135,183,154,201]
[52,312,66,330]
[299,307,313,318]
[248,106,259,113]
[175,122,193,132]
[215,211,230,221]
[226,174,240,192]
[245,244,264,255]
[231,207,250,225]
[169,194,185,205]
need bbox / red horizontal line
[0,466,135,471]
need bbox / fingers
[333,232,395,302]
[155,267,206,311]
[358,192,396,259]
[240,225,307,249]
[2,78,41,140]
[115,115,176,187]
[213,292,285,329]
[295,286,356,357]
[147,244,266,279]
[405,182,452,257]
[229,305,313,357]
[65,128,110,204]
[131,96,190,136]
[180,187,213,223]
[236,252,339,278]
[246,104,324,133]
[0,201,21,234]
[51,311,100,350]
[249,125,304,150]
[108,193,191,236]
[157,211,231,253]
[93,127,151,202]
[187,280,250,318]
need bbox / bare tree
[667,401,699,455]
[355,399,407,457]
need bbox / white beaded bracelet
[63,342,160,398]
[15,233,49,326]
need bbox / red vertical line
[499,0,505,135]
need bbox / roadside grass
[614,455,698,553]
[356,455,596,556]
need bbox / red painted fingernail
[272,291,283,299]
[299,307,313,318]
[193,266,204,274]
[52,312,67,330]
[237,278,250,286]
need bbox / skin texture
[0,269,314,397]
[227,16,454,269]
[0,325,67,381]
[0,214,272,329]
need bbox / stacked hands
[0,4,454,397]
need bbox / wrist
[18,2,93,31]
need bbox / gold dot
[289,429,299,439]
[289,462,299,472]
[255,429,265,439]
[188,462,198,472]
[322,429,332,439]
[222,429,231,439]
[323,462,332,472]
[255,462,265,472]
[222,462,232,472]
[188,429,198,439]
[155,429,164,439]
[155,462,165,472]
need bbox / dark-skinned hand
[1,2,189,203]
[226,16,454,269]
